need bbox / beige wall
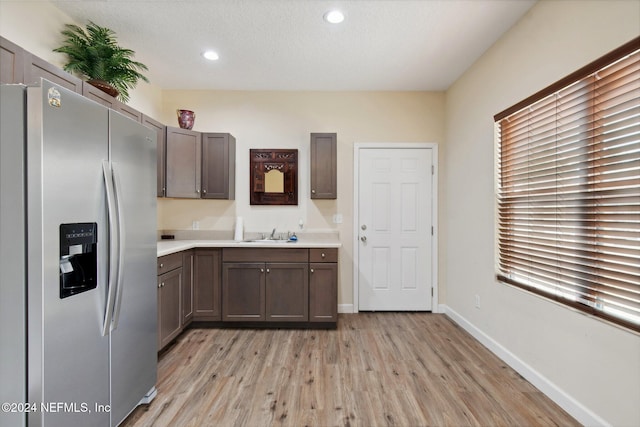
[0,0,163,118]
[159,90,445,307]
[444,0,640,425]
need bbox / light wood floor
[121,313,579,427]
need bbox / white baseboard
[441,304,609,427]
[338,304,354,314]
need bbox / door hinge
[431,288,434,297]
[431,226,434,235]
[431,165,434,175]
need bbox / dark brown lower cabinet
[222,261,309,322]
[182,250,194,325]
[194,249,222,321]
[309,262,338,322]
[220,248,336,325]
[222,262,265,321]
[157,267,183,350]
[159,247,337,335]
[265,263,309,322]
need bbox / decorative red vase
[177,109,195,130]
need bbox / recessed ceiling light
[324,10,344,24]
[202,50,219,61]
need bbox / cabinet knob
[266,268,270,273]
[203,189,207,194]
[311,189,316,194]
[311,269,314,273]
[160,263,164,268]
[260,268,264,273]
[321,253,325,258]
[158,283,161,288]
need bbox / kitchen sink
[243,239,295,244]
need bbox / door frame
[352,143,439,313]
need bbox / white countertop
[158,238,341,257]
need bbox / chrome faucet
[270,228,277,240]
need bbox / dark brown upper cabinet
[115,101,143,123]
[310,133,337,199]
[202,133,236,199]
[1,36,24,84]
[24,52,83,94]
[166,126,201,198]
[83,82,119,109]
[165,128,236,200]
[142,115,167,197]
[250,149,298,205]
[83,83,143,122]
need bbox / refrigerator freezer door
[0,85,27,427]
[26,80,110,427]
[108,110,158,426]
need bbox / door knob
[361,225,367,230]
[361,236,367,242]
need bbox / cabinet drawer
[158,252,183,275]
[309,248,338,263]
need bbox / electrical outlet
[475,294,481,309]
[333,213,343,224]
[192,221,200,230]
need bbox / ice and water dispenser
[59,223,98,298]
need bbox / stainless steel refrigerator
[0,79,157,427]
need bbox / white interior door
[357,147,433,311]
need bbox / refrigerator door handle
[110,163,126,331]
[102,160,119,336]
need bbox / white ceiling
[50,0,536,91]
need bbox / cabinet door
[310,133,337,199]
[115,102,143,123]
[24,53,82,93]
[0,36,24,84]
[222,262,265,321]
[182,251,194,325]
[166,126,201,198]
[82,82,118,108]
[201,133,235,199]
[158,268,182,350]
[309,263,338,322]
[265,263,309,322]
[194,249,221,321]
[142,115,167,197]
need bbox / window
[495,37,640,332]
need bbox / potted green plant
[53,21,149,103]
